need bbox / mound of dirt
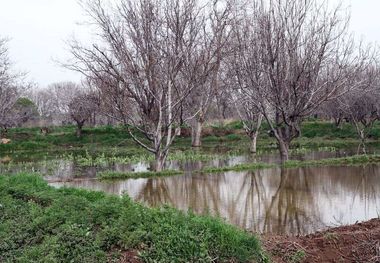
[263,218,380,263]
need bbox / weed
[287,249,306,263]
[324,232,339,242]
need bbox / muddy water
[0,147,362,177]
[3,146,380,235]
[51,164,380,235]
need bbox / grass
[4,120,380,153]
[200,154,380,174]
[283,154,380,168]
[64,149,226,167]
[0,173,268,263]
[201,162,275,173]
[97,170,184,180]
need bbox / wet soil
[263,218,380,263]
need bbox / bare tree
[319,99,346,128]
[227,3,265,153]
[66,0,206,171]
[0,38,29,136]
[234,99,263,153]
[69,90,99,137]
[182,0,232,147]
[337,67,380,153]
[28,82,81,126]
[231,0,374,161]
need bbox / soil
[117,250,143,263]
[262,218,380,263]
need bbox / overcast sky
[1,0,380,87]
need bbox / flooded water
[51,165,380,235]
[3,147,380,235]
[0,147,363,177]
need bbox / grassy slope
[0,174,268,263]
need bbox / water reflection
[51,165,380,235]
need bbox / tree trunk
[278,139,290,163]
[153,151,167,172]
[249,133,258,153]
[0,127,7,138]
[358,130,367,154]
[191,119,203,147]
[334,117,342,128]
[76,123,83,138]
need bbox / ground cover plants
[0,173,268,263]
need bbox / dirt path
[262,219,380,263]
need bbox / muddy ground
[262,218,380,263]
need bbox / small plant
[287,249,306,263]
[324,232,339,242]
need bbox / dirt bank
[263,218,380,263]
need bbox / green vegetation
[3,121,380,262]
[97,170,183,180]
[4,121,380,153]
[323,232,339,242]
[65,149,228,167]
[202,162,275,173]
[200,155,380,174]
[0,173,268,263]
[283,154,380,168]
[286,250,306,263]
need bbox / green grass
[64,149,226,167]
[4,120,380,153]
[200,155,380,174]
[0,173,268,263]
[201,162,275,173]
[284,154,380,168]
[97,170,183,180]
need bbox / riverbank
[263,218,380,263]
[0,173,268,263]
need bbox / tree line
[1,0,379,170]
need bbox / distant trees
[0,37,30,136]
[12,97,39,124]
[54,0,380,166]
[29,82,79,121]
[322,67,380,153]
[68,91,99,137]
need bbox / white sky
[0,0,380,87]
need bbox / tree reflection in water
[51,164,380,235]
